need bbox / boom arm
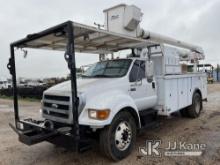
[139,29,204,55]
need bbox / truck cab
[42,57,157,127]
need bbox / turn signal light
[88,109,110,120]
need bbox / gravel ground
[0,84,220,165]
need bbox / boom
[103,3,204,60]
[139,29,204,55]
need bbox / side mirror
[145,60,154,83]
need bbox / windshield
[82,59,132,78]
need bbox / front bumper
[10,119,93,151]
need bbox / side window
[129,60,145,82]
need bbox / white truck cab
[42,58,158,126]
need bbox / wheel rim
[114,121,132,151]
[195,98,201,114]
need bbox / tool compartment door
[178,77,190,109]
[164,77,192,114]
[164,79,178,113]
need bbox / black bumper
[9,119,93,152]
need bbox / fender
[192,88,202,98]
[78,90,141,128]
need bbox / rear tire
[186,92,202,118]
[99,111,137,161]
[180,108,189,117]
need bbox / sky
[0,0,220,79]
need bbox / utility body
[8,4,207,161]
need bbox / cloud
[0,0,219,79]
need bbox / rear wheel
[99,111,137,161]
[180,108,189,117]
[186,92,202,118]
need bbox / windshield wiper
[82,74,118,78]
[81,74,91,78]
[92,74,115,78]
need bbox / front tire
[99,111,137,161]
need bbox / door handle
[152,82,155,89]
[130,87,136,91]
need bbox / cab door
[129,60,157,110]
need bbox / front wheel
[99,111,137,161]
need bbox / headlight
[88,109,110,120]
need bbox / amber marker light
[88,109,110,120]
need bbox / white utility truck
[9,4,207,161]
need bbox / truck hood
[44,78,122,95]
[43,77,128,114]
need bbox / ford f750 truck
[8,4,207,161]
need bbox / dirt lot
[0,84,220,165]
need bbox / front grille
[43,110,69,118]
[44,95,70,102]
[44,102,69,110]
[43,95,70,120]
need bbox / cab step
[138,109,159,131]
